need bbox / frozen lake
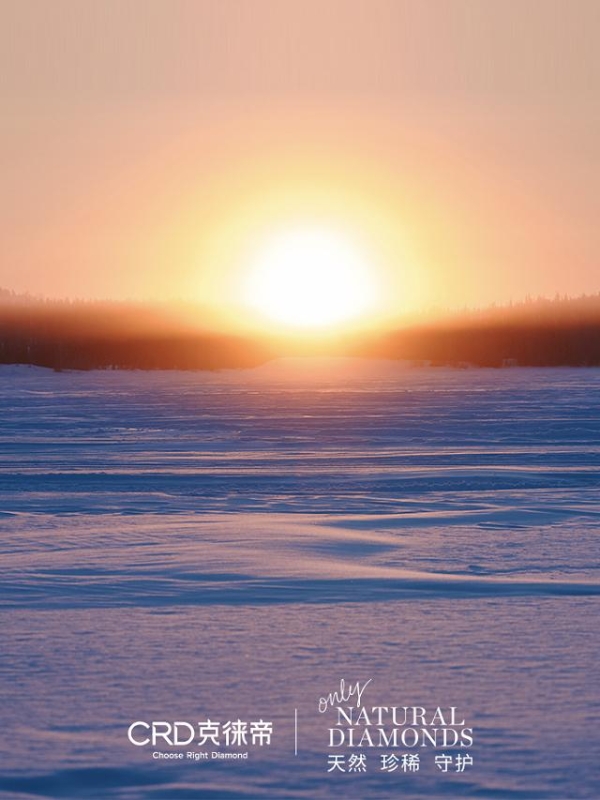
[1,360,599,799]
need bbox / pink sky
[1,0,598,324]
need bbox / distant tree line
[1,291,600,370]
[366,294,600,367]
[0,295,273,371]
[371,322,600,367]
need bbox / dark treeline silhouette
[369,322,600,367]
[363,294,600,367]
[0,295,274,371]
[1,291,600,370]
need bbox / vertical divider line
[294,708,298,756]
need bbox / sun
[244,226,377,329]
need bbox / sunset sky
[2,0,599,332]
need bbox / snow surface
[0,359,599,798]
